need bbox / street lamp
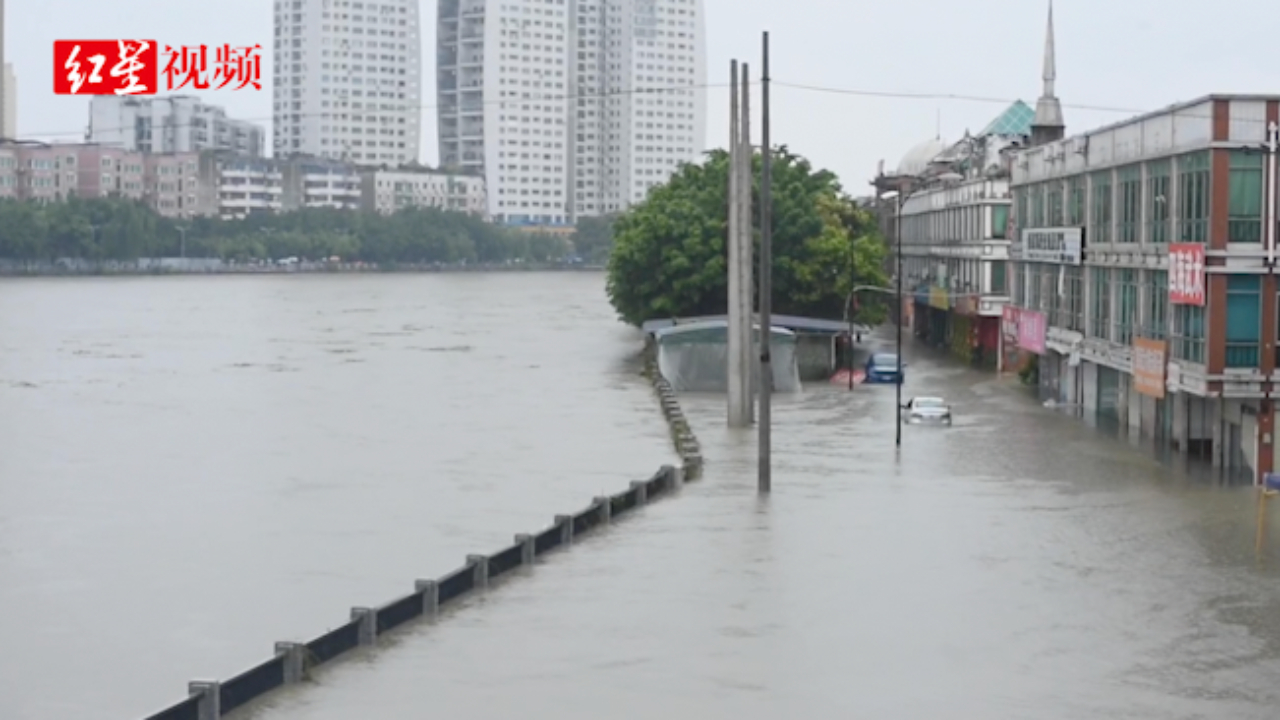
[880,170,961,448]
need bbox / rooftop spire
[1031,0,1064,144]
[1042,0,1056,97]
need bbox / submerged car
[902,396,952,424]
[864,352,904,384]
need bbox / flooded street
[248,335,1280,720]
[0,273,675,720]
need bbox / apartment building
[360,166,486,216]
[280,155,362,210]
[1008,95,1280,484]
[437,0,706,226]
[0,142,199,216]
[89,96,265,156]
[197,151,283,218]
[144,153,202,217]
[272,0,423,166]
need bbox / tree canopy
[0,197,577,265]
[605,147,889,326]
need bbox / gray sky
[9,0,1277,194]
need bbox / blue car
[864,352,904,384]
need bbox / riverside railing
[138,464,685,720]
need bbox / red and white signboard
[53,40,262,95]
[1169,243,1205,306]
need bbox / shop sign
[1019,227,1084,265]
[1169,243,1205,306]
[1016,309,1046,355]
[1132,337,1167,399]
[929,286,950,310]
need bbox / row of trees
[605,147,889,326]
[0,198,608,265]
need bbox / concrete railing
[644,346,703,478]
[137,464,685,720]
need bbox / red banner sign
[1169,243,1205,306]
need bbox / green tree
[570,213,619,263]
[605,147,890,327]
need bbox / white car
[902,396,952,425]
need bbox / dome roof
[896,137,946,176]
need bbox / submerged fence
[138,464,685,720]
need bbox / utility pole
[757,33,773,493]
[738,62,754,424]
[895,193,905,447]
[726,60,749,428]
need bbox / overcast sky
[9,0,1277,194]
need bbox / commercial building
[875,4,1062,368]
[1007,95,1280,484]
[272,0,423,166]
[436,0,706,226]
[360,166,487,216]
[2,62,15,139]
[89,96,265,156]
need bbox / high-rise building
[272,0,422,166]
[437,0,706,226]
[2,63,14,139]
[89,96,264,156]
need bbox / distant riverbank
[0,259,605,277]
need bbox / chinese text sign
[1132,337,1167,399]
[54,41,261,95]
[1169,243,1206,306]
[1017,309,1047,355]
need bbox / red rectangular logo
[54,41,263,95]
[53,40,158,95]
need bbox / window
[1114,268,1138,344]
[1146,159,1171,245]
[991,205,1009,239]
[1143,270,1168,340]
[987,260,1006,294]
[1067,176,1086,226]
[1225,275,1261,368]
[1172,304,1205,364]
[1090,171,1112,243]
[1117,165,1141,243]
[1090,267,1111,339]
[1047,181,1064,226]
[1063,265,1084,332]
[1177,151,1209,243]
[1228,150,1263,243]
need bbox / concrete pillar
[414,579,439,615]
[592,496,612,523]
[466,554,489,588]
[554,514,574,545]
[1211,398,1225,468]
[666,465,683,490]
[1173,391,1189,455]
[630,480,648,505]
[188,681,220,720]
[273,642,306,684]
[350,607,376,645]
[514,533,535,565]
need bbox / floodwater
[247,337,1280,719]
[0,272,675,720]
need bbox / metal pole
[739,62,754,424]
[726,60,747,428]
[895,194,904,447]
[178,226,187,259]
[758,33,772,493]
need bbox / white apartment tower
[273,0,422,166]
[438,0,705,226]
[90,96,265,156]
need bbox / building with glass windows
[1008,94,1280,484]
